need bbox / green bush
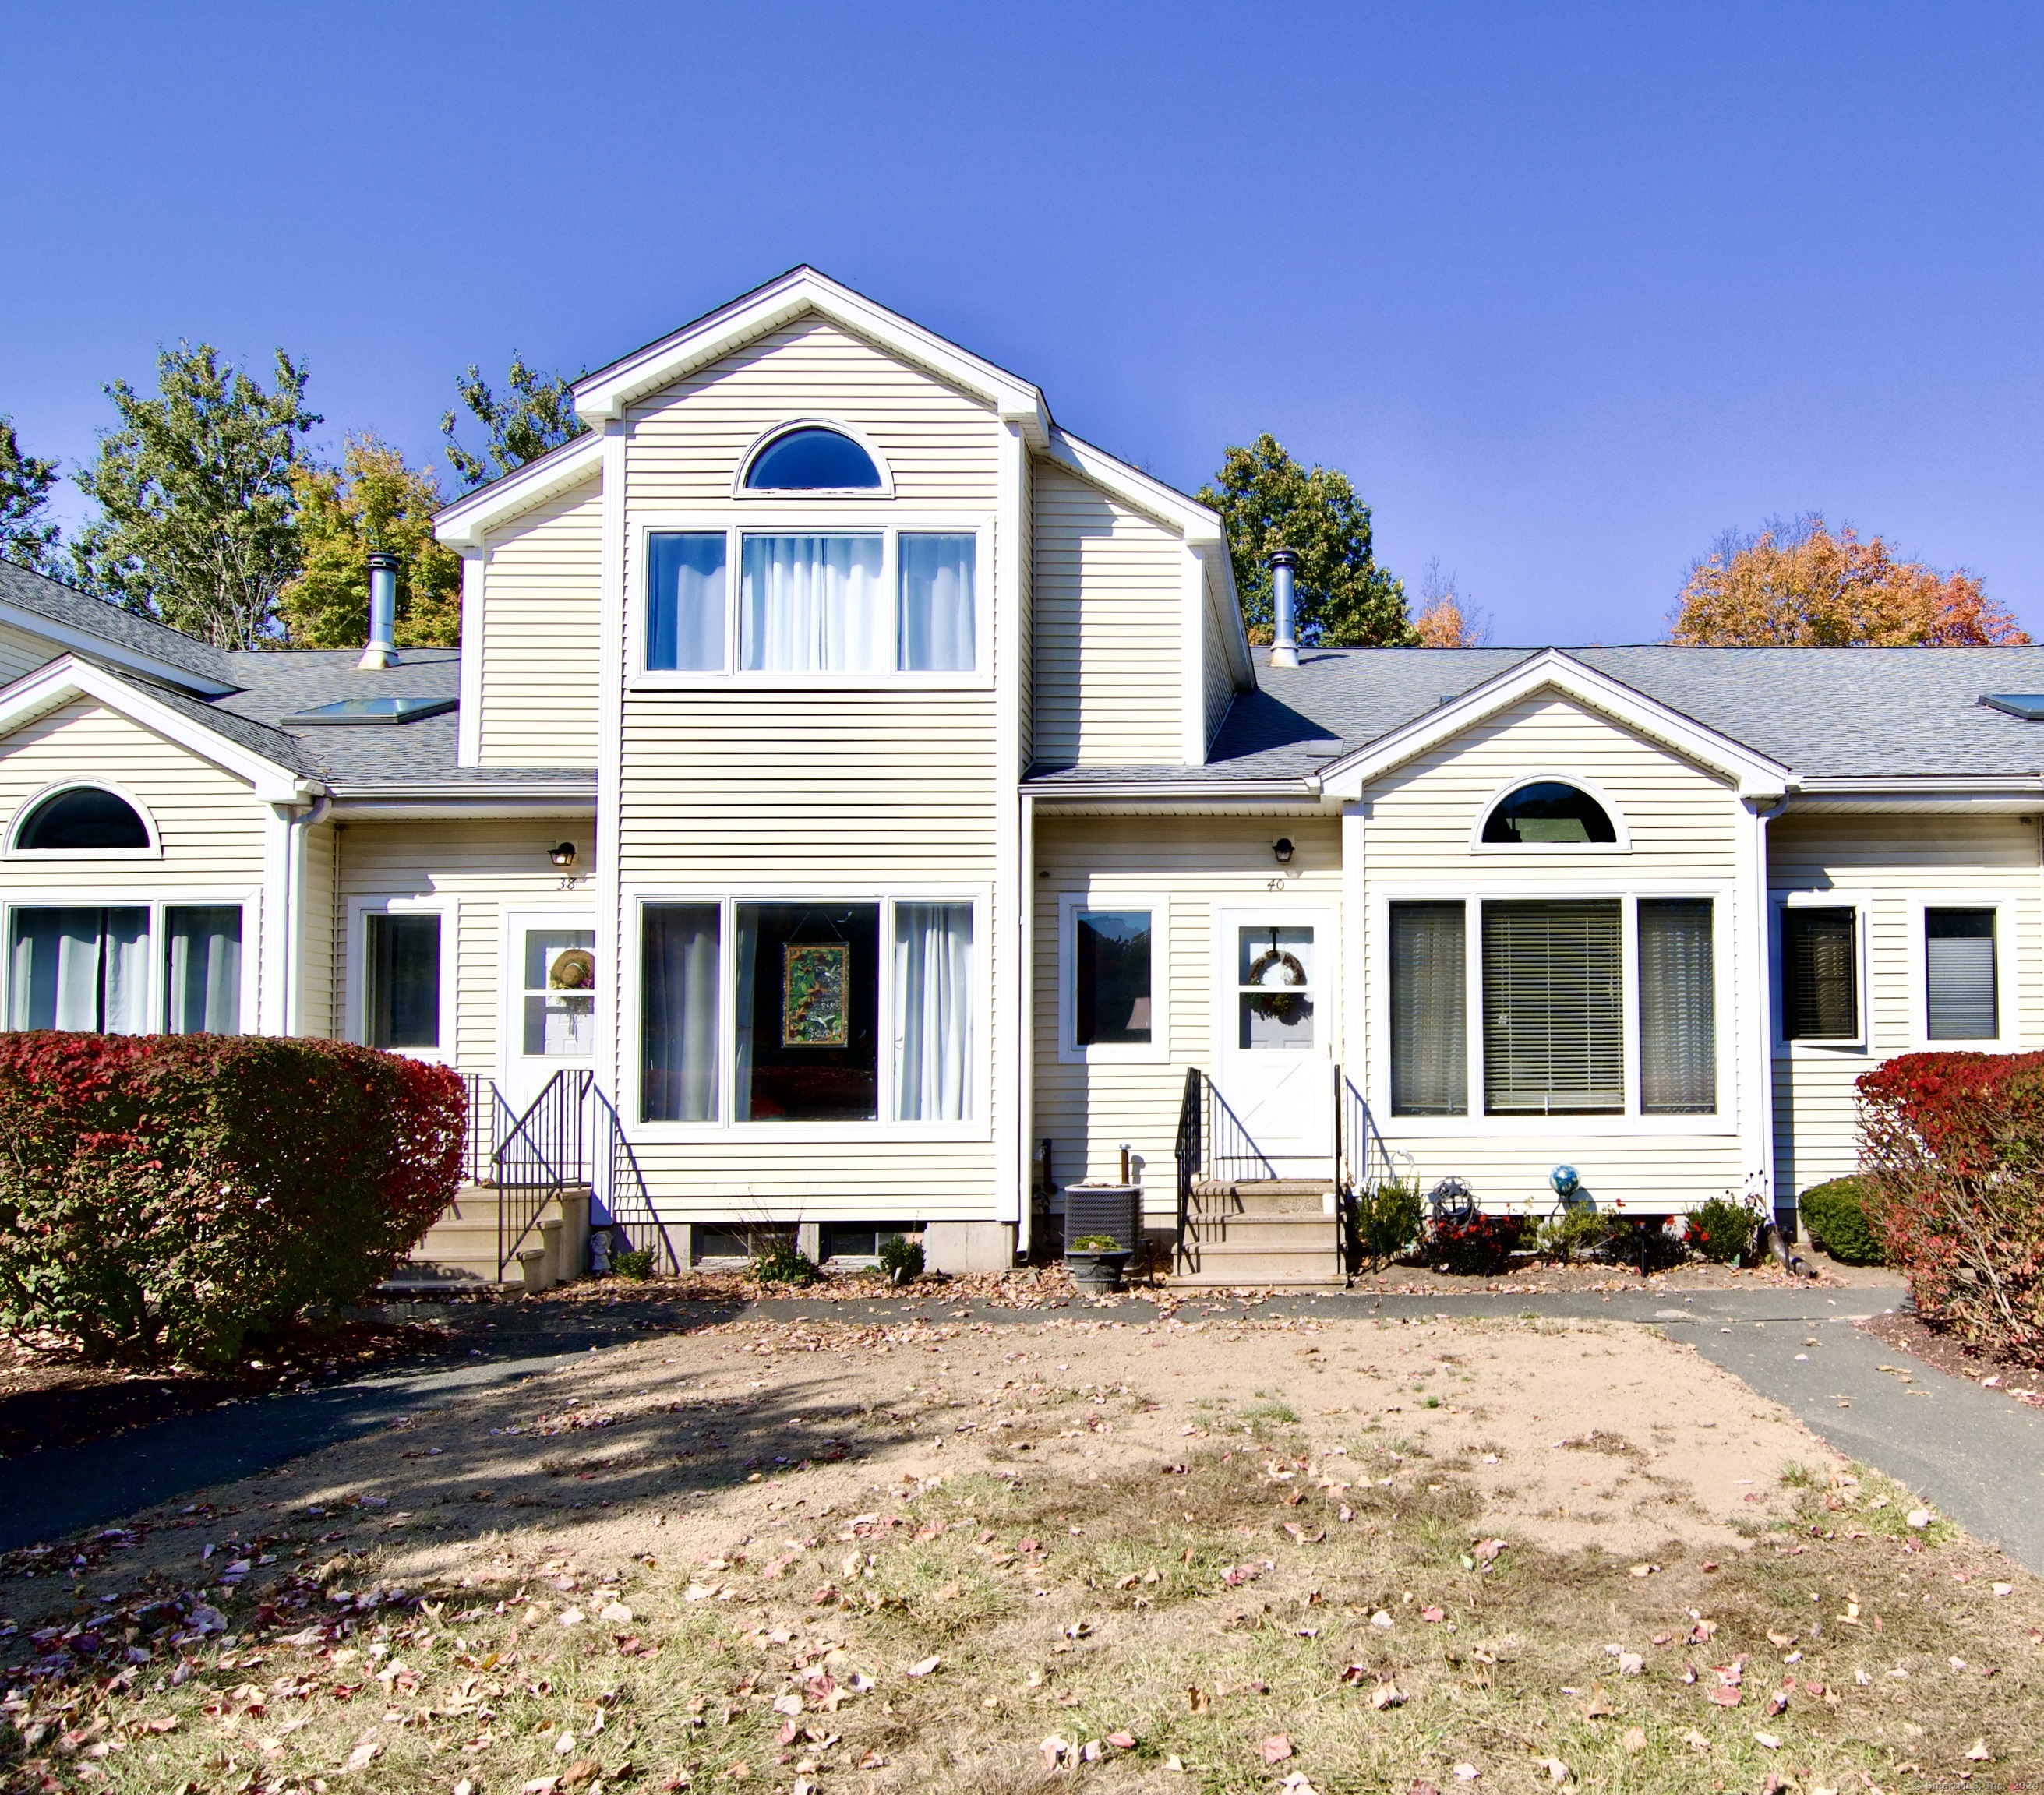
[1354,1178,1423,1270]
[876,1234,924,1285]
[612,1246,656,1280]
[0,1032,461,1366]
[1685,1194,1760,1264]
[1534,1203,1616,1264]
[1799,1176,1887,1266]
[750,1233,821,1285]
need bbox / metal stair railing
[588,1081,682,1274]
[1174,1067,1203,1273]
[491,1067,591,1277]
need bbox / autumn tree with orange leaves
[1669,515,2027,647]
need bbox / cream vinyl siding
[624,315,1000,510]
[1016,448,1035,766]
[1361,693,1752,1211]
[298,820,337,1037]
[336,818,595,1076]
[1770,813,2043,1201]
[0,698,270,1017]
[1032,464,1184,766]
[476,478,602,767]
[0,623,59,686]
[1033,815,1341,1222]
[1200,571,1237,754]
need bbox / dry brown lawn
[3,1312,2039,1794]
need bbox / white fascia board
[1793,774,2044,796]
[1040,428,1225,542]
[434,434,605,552]
[1029,778,1324,804]
[0,598,235,696]
[0,657,321,802]
[1317,647,1794,801]
[572,269,1051,446]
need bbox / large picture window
[642,527,983,678]
[1926,908,1996,1040]
[1483,900,1624,1114]
[9,906,149,1032]
[634,894,977,1127]
[1782,906,1857,1041]
[165,905,242,1035]
[1389,901,1466,1116]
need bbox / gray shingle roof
[1025,644,2044,789]
[0,561,238,687]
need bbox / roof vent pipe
[1267,547,1300,670]
[358,551,400,671]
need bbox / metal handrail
[492,1068,591,1275]
[1174,1067,1202,1274]
[1204,1077,1277,1186]
[588,1081,682,1274]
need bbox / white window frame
[1468,772,1633,855]
[1908,890,2022,1052]
[4,781,164,860]
[627,513,994,691]
[1371,882,1735,1137]
[620,883,992,1143]
[346,894,457,1066]
[732,418,897,500]
[1058,890,1170,1067]
[0,890,259,1035]
[1772,889,1872,1054]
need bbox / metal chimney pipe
[358,550,400,670]
[1267,547,1300,669]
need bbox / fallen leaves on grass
[1261,1733,1294,1763]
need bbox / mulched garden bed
[1862,1304,2044,1402]
[0,1315,450,1462]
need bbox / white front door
[1213,907,1333,1173]
[500,910,597,1116]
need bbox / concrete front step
[1170,1243,1347,1287]
[1191,1178,1336,1207]
[387,1184,591,1296]
[1184,1215,1340,1251]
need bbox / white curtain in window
[741,534,886,672]
[641,906,718,1121]
[893,902,973,1120]
[898,534,976,672]
[10,906,148,1033]
[166,906,242,1035]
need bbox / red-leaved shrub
[1857,1051,2044,1361]
[0,1034,463,1365]
[1427,1213,1524,1276]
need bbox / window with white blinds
[1482,900,1623,1114]
[1639,899,1716,1113]
[1926,908,1996,1040]
[1389,902,1467,1116]
[1782,907,1858,1040]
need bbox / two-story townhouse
[0,267,2037,1284]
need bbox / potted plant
[1067,1233,1130,1292]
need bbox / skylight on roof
[1981,694,2044,721]
[279,696,457,728]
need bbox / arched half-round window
[741,425,885,492]
[12,786,154,852]
[1480,780,1619,845]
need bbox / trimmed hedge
[0,1033,462,1365]
[1857,1050,2044,1361]
[1799,1176,1887,1266]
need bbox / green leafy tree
[440,354,588,492]
[1198,433,1413,646]
[70,344,319,648]
[0,415,63,576]
[281,436,463,648]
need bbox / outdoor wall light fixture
[549,841,577,868]
[1272,838,1295,864]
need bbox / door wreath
[1245,943,1308,1020]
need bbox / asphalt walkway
[8,1284,2042,1572]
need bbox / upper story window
[10,785,154,854]
[1481,781,1619,845]
[642,527,980,678]
[742,425,884,492]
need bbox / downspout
[1752,793,1787,1237]
[283,794,331,1036]
[1018,789,1036,1260]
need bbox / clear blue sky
[5,2,2042,645]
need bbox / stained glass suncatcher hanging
[782,941,849,1046]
